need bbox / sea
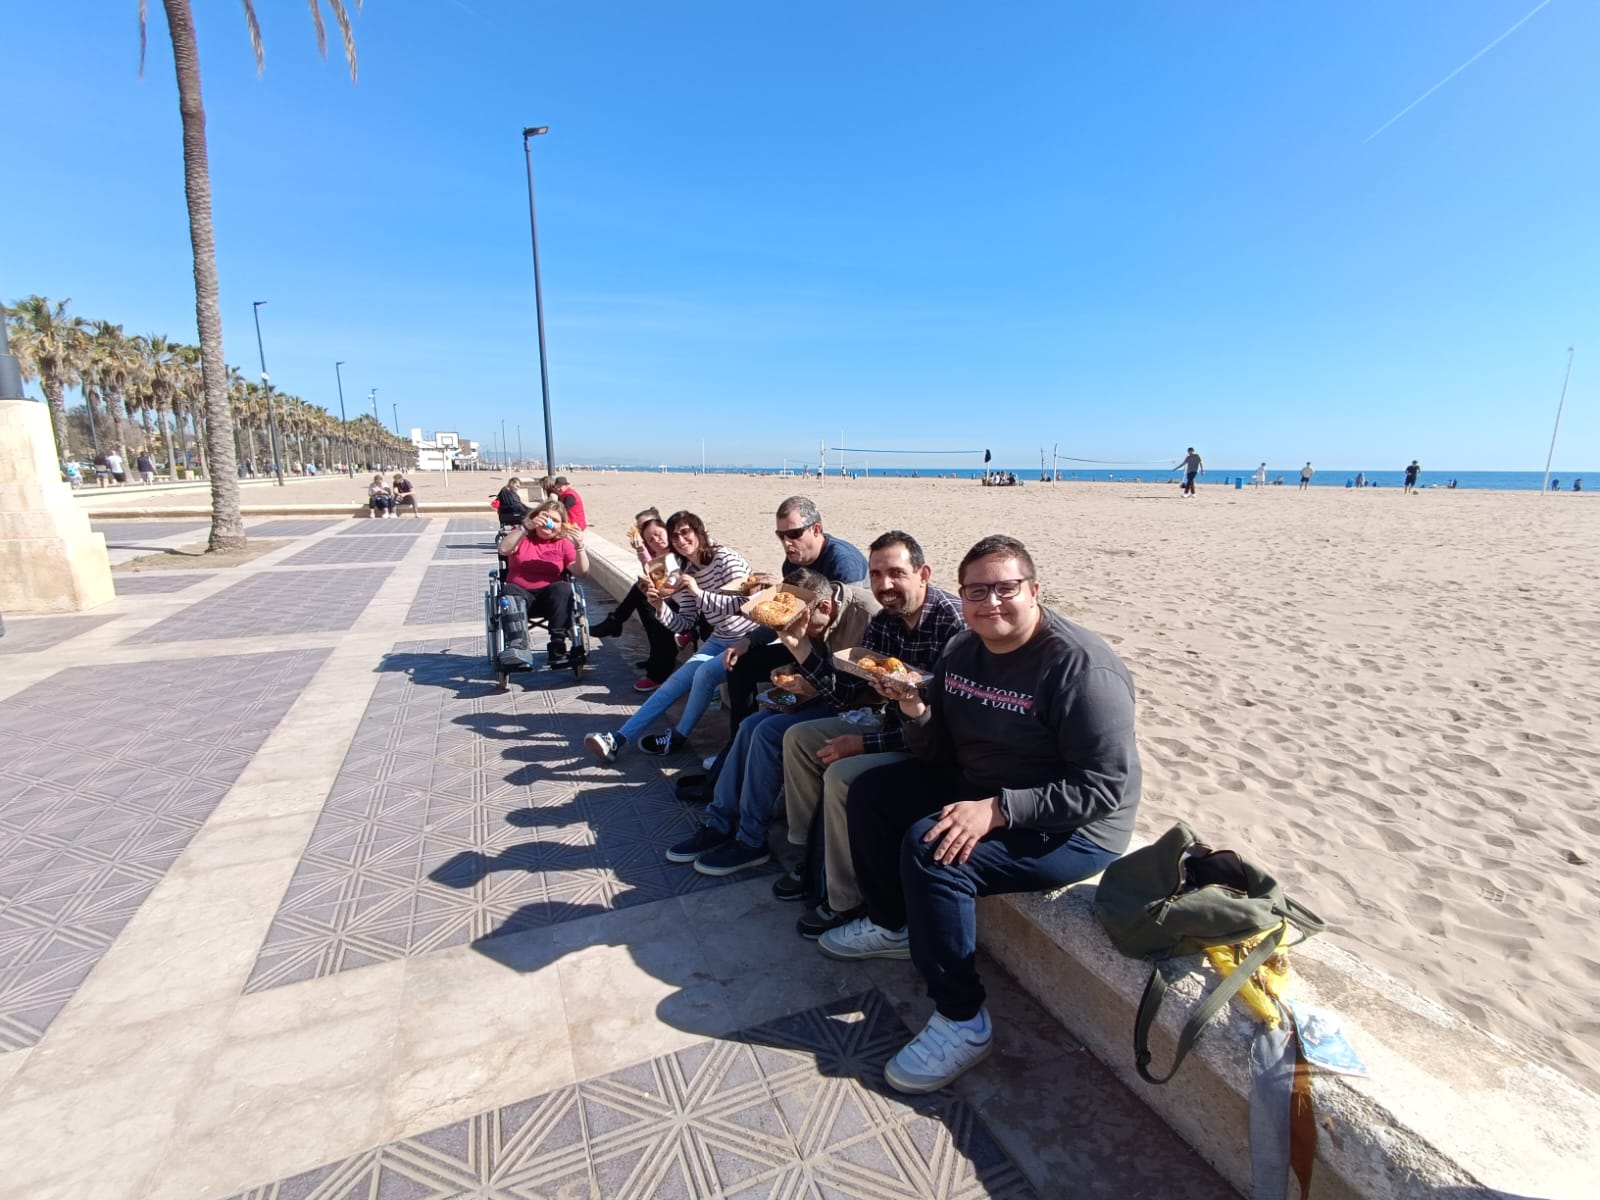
[588,465,1593,493]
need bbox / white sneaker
[884,1008,993,1094]
[584,731,620,764]
[817,916,909,961]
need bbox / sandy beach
[88,472,1600,1092]
[550,472,1599,1094]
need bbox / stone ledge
[979,872,1597,1200]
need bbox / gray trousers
[782,715,908,913]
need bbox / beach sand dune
[577,474,1600,1092]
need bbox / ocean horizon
[562,465,1593,493]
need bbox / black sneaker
[694,839,771,877]
[797,902,862,940]
[589,616,623,640]
[771,864,807,902]
[640,730,687,756]
[666,825,732,864]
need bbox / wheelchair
[483,564,592,690]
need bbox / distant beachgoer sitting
[1354,471,1366,488]
[392,473,420,515]
[1574,479,1584,492]
[368,474,396,518]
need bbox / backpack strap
[1134,922,1286,1085]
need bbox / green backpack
[1093,821,1326,1084]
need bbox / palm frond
[327,0,360,82]
[306,0,327,59]
[138,0,147,78]
[242,0,265,76]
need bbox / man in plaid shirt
[779,531,966,939]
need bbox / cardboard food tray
[756,686,819,712]
[832,647,931,687]
[740,582,817,629]
[644,553,681,591]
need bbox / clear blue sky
[4,1,1596,471]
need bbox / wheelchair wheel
[483,591,501,671]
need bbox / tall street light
[392,403,400,437]
[368,388,379,469]
[334,361,353,476]
[501,419,508,474]
[517,423,523,470]
[251,301,286,486]
[522,125,557,474]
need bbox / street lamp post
[522,125,557,475]
[334,361,353,477]
[392,403,400,437]
[517,424,523,470]
[501,419,508,475]
[251,301,286,486]
[368,388,379,469]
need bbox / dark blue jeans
[847,758,1120,1021]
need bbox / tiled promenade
[0,517,1233,1199]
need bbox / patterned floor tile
[91,521,209,546]
[244,631,748,992]
[446,516,499,535]
[134,568,395,643]
[338,519,431,535]
[0,615,111,656]
[281,537,417,566]
[227,991,1037,1200]
[112,574,209,595]
[0,649,329,1051]
[404,565,501,626]
[433,536,500,562]
[246,519,341,538]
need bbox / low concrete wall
[980,876,1598,1199]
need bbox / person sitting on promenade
[720,495,869,730]
[667,569,879,876]
[780,531,966,938]
[495,500,589,669]
[393,472,420,515]
[589,512,686,692]
[818,533,1141,1093]
[494,477,529,527]
[583,511,755,762]
[542,475,588,529]
[368,473,396,517]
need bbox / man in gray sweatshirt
[818,534,1142,1094]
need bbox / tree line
[5,295,416,478]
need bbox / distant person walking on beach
[1178,448,1203,496]
[1404,460,1421,493]
[1299,462,1314,490]
[1252,462,1268,488]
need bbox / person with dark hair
[543,475,587,529]
[778,530,966,938]
[495,500,590,668]
[1177,447,1202,496]
[667,568,878,875]
[583,512,754,762]
[816,533,1141,1094]
[589,513,683,691]
[494,477,529,526]
[1404,460,1421,493]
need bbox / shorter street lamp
[251,300,285,486]
[334,361,353,476]
[368,388,379,468]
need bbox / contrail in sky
[1364,0,1554,143]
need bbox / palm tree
[140,0,361,552]
[90,321,139,460]
[6,295,87,462]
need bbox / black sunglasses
[775,524,816,541]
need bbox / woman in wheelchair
[495,501,589,669]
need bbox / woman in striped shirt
[585,511,757,762]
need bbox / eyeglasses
[670,526,695,539]
[957,579,1031,603]
[774,524,816,541]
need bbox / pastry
[750,591,807,627]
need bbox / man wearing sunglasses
[816,534,1142,1096]
[676,497,870,801]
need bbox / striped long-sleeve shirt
[792,586,966,754]
[653,545,759,640]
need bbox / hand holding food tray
[832,648,931,697]
[740,583,816,631]
[719,574,773,597]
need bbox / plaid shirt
[795,586,966,754]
